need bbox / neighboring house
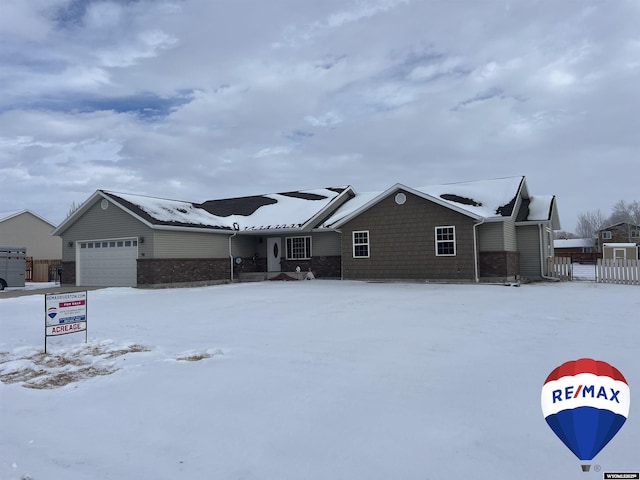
[597,223,640,252]
[0,210,62,260]
[553,238,597,255]
[52,176,560,287]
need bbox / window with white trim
[602,231,612,239]
[286,236,312,260]
[353,231,370,258]
[435,226,456,256]
[631,230,639,238]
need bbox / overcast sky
[1,0,638,231]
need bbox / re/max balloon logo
[541,358,631,464]
[551,384,622,403]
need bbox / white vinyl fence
[552,257,572,281]
[596,259,640,285]
[552,257,639,284]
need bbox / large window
[353,231,370,258]
[435,226,456,256]
[286,236,312,260]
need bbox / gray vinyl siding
[61,199,153,262]
[478,221,517,252]
[504,220,517,250]
[231,235,259,258]
[152,230,230,258]
[310,231,341,256]
[516,224,542,279]
[478,223,504,251]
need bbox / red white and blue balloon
[541,358,630,461]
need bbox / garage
[77,238,138,287]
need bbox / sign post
[44,291,88,353]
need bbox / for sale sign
[45,291,88,351]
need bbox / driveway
[0,285,105,299]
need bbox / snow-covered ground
[1,281,638,479]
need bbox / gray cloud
[1,0,638,230]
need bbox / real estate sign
[45,291,88,352]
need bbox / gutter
[229,222,240,282]
[473,218,485,283]
[538,223,559,281]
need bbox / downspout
[473,218,485,283]
[538,223,559,281]
[229,222,240,282]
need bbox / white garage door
[78,239,138,287]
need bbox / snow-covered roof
[415,176,524,219]
[527,195,554,221]
[554,238,596,249]
[54,176,558,235]
[603,243,638,248]
[109,193,230,229]
[322,176,533,228]
[105,187,352,232]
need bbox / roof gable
[0,210,56,227]
[323,177,527,229]
[415,176,525,219]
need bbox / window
[602,231,612,239]
[353,231,370,258]
[286,236,312,260]
[435,226,456,256]
[631,230,639,238]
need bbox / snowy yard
[1,281,638,479]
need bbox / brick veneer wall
[137,258,230,286]
[479,251,520,279]
[279,256,341,278]
[61,261,76,286]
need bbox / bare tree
[609,200,640,226]
[575,209,606,238]
[66,201,82,218]
[554,230,577,240]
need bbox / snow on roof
[603,243,638,248]
[101,177,554,233]
[415,176,523,219]
[320,191,382,228]
[527,195,554,221]
[110,192,229,229]
[322,176,525,228]
[108,188,348,231]
[554,238,595,248]
[224,189,344,230]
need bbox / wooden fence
[596,259,640,285]
[25,258,62,282]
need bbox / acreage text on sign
[46,322,87,336]
[44,291,88,352]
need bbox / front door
[267,237,281,272]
